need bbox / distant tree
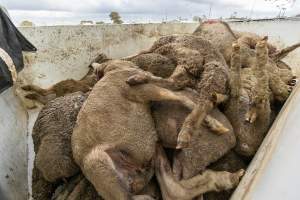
[96,21,105,25]
[20,20,35,27]
[109,11,123,24]
[192,16,201,22]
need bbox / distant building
[168,19,181,23]
[20,20,35,27]
[80,20,94,25]
[96,21,105,25]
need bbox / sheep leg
[229,41,259,123]
[245,106,257,123]
[128,72,229,136]
[66,176,155,200]
[269,73,292,102]
[203,93,229,134]
[212,93,229,104]
[132,195,156,200]
[230,42,241,99]
[133,84,218,150]
[176,99,214,149]
[204,115,230,135]
[53,175,83,200]
[155,145,244,200]
[247,38,269,122]
[126,72,174,88]
[24,93,50,105]
[130,63,229,148]
[135,84,196,110]
[21,84,53,96]
[271,42,300,61]
[176,60,230,149]
[65,177,88,200]
[81,145,153,200]
[126,71,185,90]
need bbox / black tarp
[0,8,36,93]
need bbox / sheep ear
[262,36,268,41]
[92,63,106,80]
[93,53,109,64]
[91,63,101,70]
[271,42,300,61]
[88,53,109,70]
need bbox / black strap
[0,8,36,93]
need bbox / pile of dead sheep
[22,21,298,200]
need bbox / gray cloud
[1,0,254,14]
[2,0,299,26]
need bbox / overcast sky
[1,0,299,25]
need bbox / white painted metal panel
[0,88,28,200]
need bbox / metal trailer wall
[0,88,27,200]
[0,20,299,199]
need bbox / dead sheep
[51,175,102,200]
[31,79,238,200]
[194,20,297,103]
[204,151,247,200]
[21,53,109,105]
[127,53,176,78]
[155,145,244,200]
[21,70,96,105]
[72,60,243,200]
[33,92,87,182]
[29,34,252,199]
[30,58,238,199]
[224,41,271,156]
[152,88,236,180]
[125,34,231,148]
